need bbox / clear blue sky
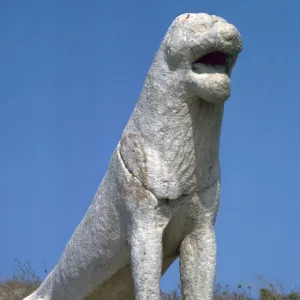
[1,0,300,294]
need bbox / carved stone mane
[24,13,242,300]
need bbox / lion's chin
[186,71,231,104]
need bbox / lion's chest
[119,128,220,201]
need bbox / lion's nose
[218,23,242,52]
[219,24,238,41]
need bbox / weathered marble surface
[24,13,242,300]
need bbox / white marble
[24,13,242,300]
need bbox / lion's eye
[200,24,208,31]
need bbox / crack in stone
[117,146,160,201]
[117,145,219,203]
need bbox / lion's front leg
[179,225,217,300]
[129,216,164,300]
[179,181,220,300]
[125,190,172,300]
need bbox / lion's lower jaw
[186,72,231,103]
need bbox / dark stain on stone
[120,133,150,202]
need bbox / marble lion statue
[24,12,242,300]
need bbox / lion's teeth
[192,63,204,69]
[192,63,226,74]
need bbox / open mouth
[192,51,231,75]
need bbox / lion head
[164,13,242,103]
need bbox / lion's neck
[125,81,224,194]
[123,47,225,194]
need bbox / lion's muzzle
[185,19,242,103]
